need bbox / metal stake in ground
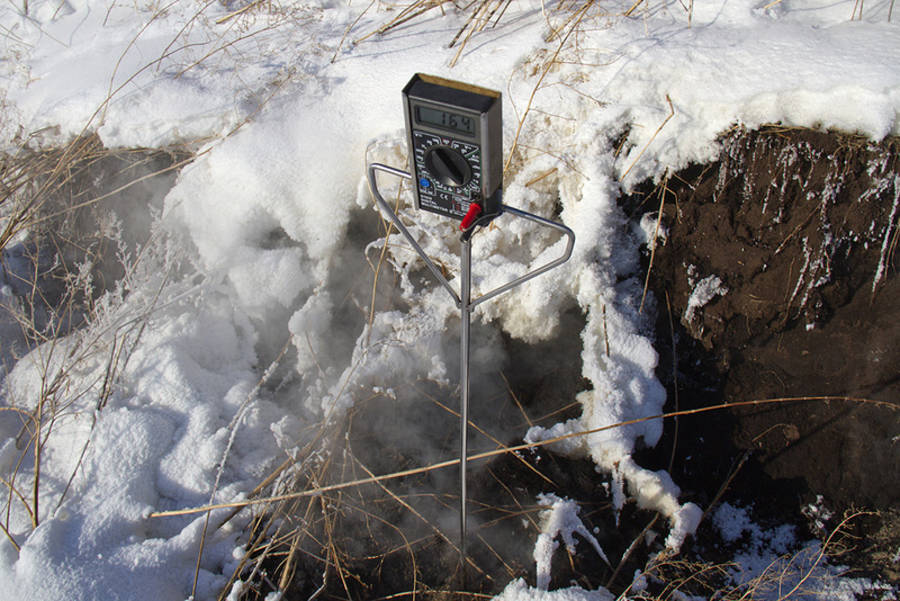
[459,233,472,567]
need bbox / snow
[683,274,728,327]
[533,493,611,590]
[710,502,891,601]
[1,0,899,599]
[494,578,614,601]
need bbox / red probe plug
[459,202,483,231]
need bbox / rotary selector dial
[412,131,483,219]
[424,146,472,188]
[414,132,481,189]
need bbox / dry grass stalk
[505,1,596,174]
[499,371,533,428]
[1,136,197,254]
[605,513,659,589]
[0,128,200,551]
[638,169,670,314]
[1,136,100,251]
[149,393,898,520]
[367,176,405,346]
[663,290,679,474]
[623,0,645,17]
[191,340,292,598]
[353,457,435,594]
[448,0,491,48]
[350,0,513,68]
[354,0,454,45]
[332,0,377,61]
[216,404,378,600]
[528,400,581,425]
[697,450,751,533]
[524,167,558,188]
[601,304,610,357]
[215,0,271,24]
[423,390,556,487]
[620,94,675,182]
[486,467,540,532]
[448,0,512,67]
[783,510,872,598]
[515,142,589,180]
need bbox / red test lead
[459,202,482,231]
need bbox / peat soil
[625,126,900,590]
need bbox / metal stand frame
[367,162,575,575]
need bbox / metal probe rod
[367,162,574,583]
[459,235,472,576]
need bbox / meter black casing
[402,74,502,223]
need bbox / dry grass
[152,393,898,599]
[628,510,878,601]
[152,394,900,519]
[0,0,323,550]
[0,134,196,551]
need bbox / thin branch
[149,395,898,519]
[621,94,675,182]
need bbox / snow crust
[1,0,899,599]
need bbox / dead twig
[621,94,675,183]
[664,290,679,474]
[192,340,291,598]
[149,395,898,519]
[639,169,670,313]
[505,0,596,174]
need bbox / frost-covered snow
[711,502,890,601]
[534,493,611,590]
[495,578,615,601]
[683,273,728,327]
[1,0,899,599]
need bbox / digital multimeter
[402,74,502,227]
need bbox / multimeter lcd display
[415,106,475,136]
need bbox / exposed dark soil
[626,126,900,589]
